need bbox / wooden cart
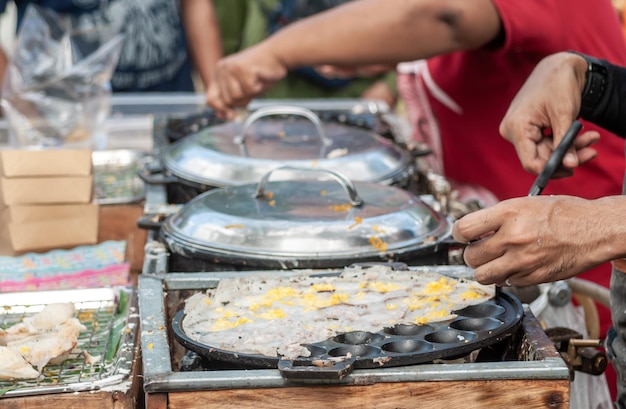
[138,267,570,409]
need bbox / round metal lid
[161,167,451,261]
[162,106,411,187]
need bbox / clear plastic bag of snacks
[1,5,124,148]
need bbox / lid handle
[234,106,331,146]
[254,166,364,206]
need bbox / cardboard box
[0,149,93,177]
[0,176,93,205]
[1,204,98,224]
[0,204,99,255]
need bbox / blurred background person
[0,0,224,93]
[181,0,224,95]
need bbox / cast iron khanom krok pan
[171,266,523,381]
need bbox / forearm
[588,196,626,263]
[262,0,501,69]
[180,0,224,89]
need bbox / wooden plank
[0,390,136,409]
[145,393,168,409]
[165,379,569,409]
[98,204,147,275]
[124,336,144,409]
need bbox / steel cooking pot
[148,106,413,192]
[156,167,454,271]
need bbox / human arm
[206,0,502,117]
[179,0,224,92]
[452,195,626,287]
[306,64,399,107]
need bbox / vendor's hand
[452,195,623,287]
[206,44,288,119]
[499,52,600,177]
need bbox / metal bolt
[548,281,573,307]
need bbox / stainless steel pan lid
[161,167,451,261]
[161,106,411,187]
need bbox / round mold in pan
[171,291,524,379]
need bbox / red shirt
[428,0,626,200]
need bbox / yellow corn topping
[369,281,402,293]
[460,290,480,299]
[310,283,336,292]
[212,316,252,331]
[413,309,449,325]
[250,287,299,311]
[226,309,242,318]
[257,309,287,320]
[429,309,450,319]
[414,317,429,325]
[422,278,454,295]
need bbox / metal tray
[93,149,148,205]
[0,287,138,398]
[170,273,523,380]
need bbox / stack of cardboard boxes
[0,149,99,255]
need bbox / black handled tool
[528,120,583,196]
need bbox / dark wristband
[567,51,608,119]
[563,51,626,137]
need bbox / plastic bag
[1,5,124,149]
